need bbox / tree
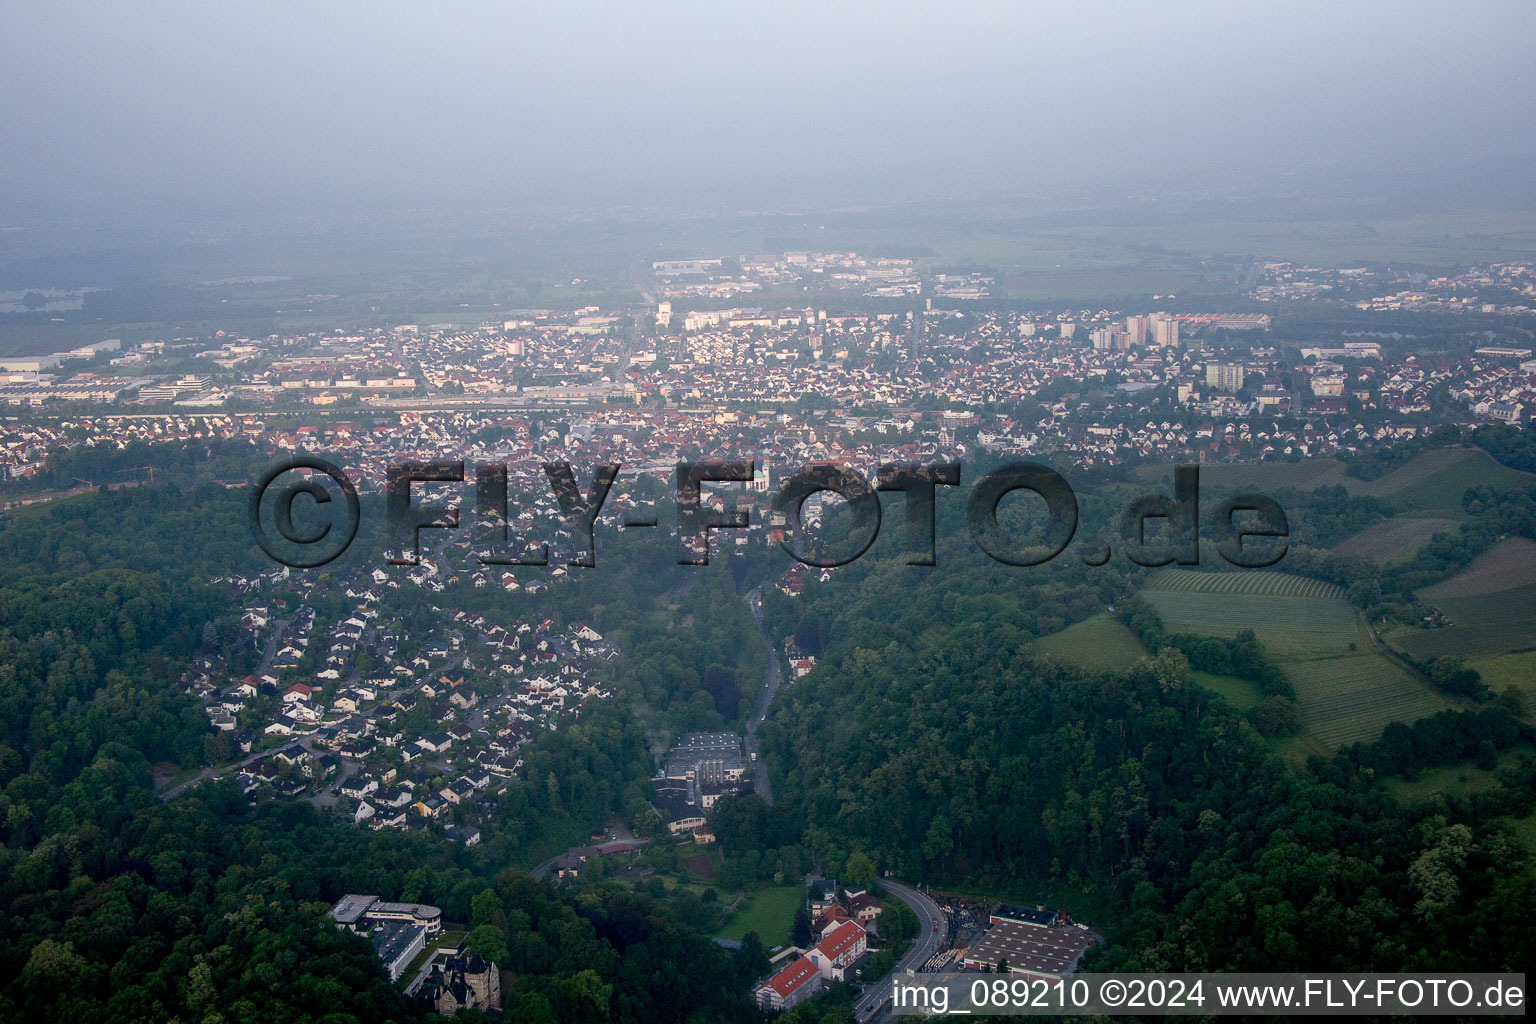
[922,816,953,862]
[792,907,814,948]
[738,931,769,981]
[551,969,613,1024]
[465,924,509,966]
[1250,696,1299,737]
[470,887,504,930]
[510,992,559,1024]
[845,851,876,892]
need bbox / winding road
[743,585,780,806]
[852,881,948,1022]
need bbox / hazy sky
[3,1,1535,218]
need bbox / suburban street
[157,649,466,802]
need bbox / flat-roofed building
[370,920,426,982]
[960,906,1099,979]
[329,894,442,935]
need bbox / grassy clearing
[1192,671,1263,712]
[711,885,802,946]
[1141,568,1452,749]
[1382,749,1527,805]
[1332,516,1458,563]
[1469,652,1536,714]
[1266,734,1318,767]
[1504,812,1536,853]
[1036,613,1148,674]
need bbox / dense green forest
[758,543,1536,973]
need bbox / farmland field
[1386,540,1536,662]
[1141,570,1357,657]
[1389,586,1536,661]
[1141,569,1453,749]
[1420,537,1536,600]
[1283,655,1452,751]
[1345,448,1531,511]
[1332,516,1458,563]
[1146,569,1344,600]
[1132,448,1528,514]
[1036,613,1148,674]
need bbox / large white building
[370,921,426,982]
[806,920,867,981]
[329,894,443,935]
[1206,362,1245,393]
[1124,314,1149,348]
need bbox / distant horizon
[4,2,1535,221]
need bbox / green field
[1333,516,1458,564]
[1421,538,1536,600]
[711,885,802,946]
[1390,586,1536,661]
[1142,569,1358,657]
[1146,569,1344,601]
[1134,448,1527,515]
[1383,758,1514,806]
[1505,812,1536,854]
[1036,613,1148,674]
[1346,448,1531,511]
[1283,656,1452,751]
[1134,460,1348,492]
[1192,671,1263,711]
[1387,539,1536,662]
[1469,652,1536,715]
[1142,569,1453,749]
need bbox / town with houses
[177,551,621,844]
[2,248,1534,1016]
[2,254,1534,504]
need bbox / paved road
[159,735,306,800]
[530,834,651,881]
[743,586,780,806]
[852,881,948,1023]
[254,617,293,677]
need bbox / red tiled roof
[815,904,851,930]
[815,921,864,962]
[763,956,818,998]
